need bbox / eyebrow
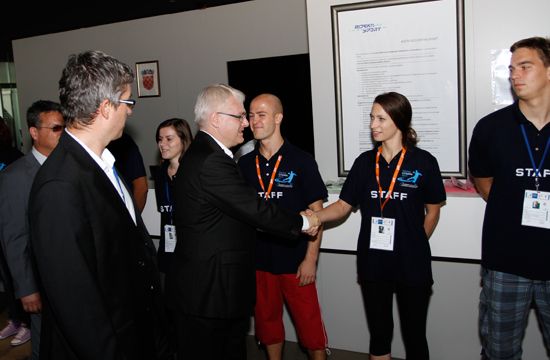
[509,60,534,69]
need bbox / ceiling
[0,0,251,62]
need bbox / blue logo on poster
[354,23,383,33]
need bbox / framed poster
[332,0,466,177]
[136,60,161,97]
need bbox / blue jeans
[479,268,550,360]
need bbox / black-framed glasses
[217,111,247,121]
[118,99,136,109]
[38,125,65,132]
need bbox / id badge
[522,190,550,229]
[370,217,395,251]
[164,224,177,253]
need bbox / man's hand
[21,292,42,313]
[301,210,320,236]
[296,258,317,286]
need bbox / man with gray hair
[29,50,171,360]
[166,84,319,360]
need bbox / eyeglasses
[217,111,247,121]
[38,125,65,132]
[118,99,136,109]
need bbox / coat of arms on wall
[136,61,161,97]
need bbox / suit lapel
[61,134,155,261]
[23,151,40,177]
[61,133,137,227]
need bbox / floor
[0,310,31,360]
[0,291,393,359]
[246,338,371,359]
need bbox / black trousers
[0,246,28,325]
[361,280,432,360]
[175,313,249,360]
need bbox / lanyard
[112,167,126,204]
[256,154,282,200]
[520,124,550,191]
[164,179,174,224]
[375,147,406,216]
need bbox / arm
[424,203,442,239]
[296,200,324,286]
[30,179,117,359]
[0,169,41,312]
[131,176,148,213]
[315,198,353,223]
[202,153,303,238]
[472,177,493,202]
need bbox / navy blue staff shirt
[238,140,327,274]
[469,102,550,280]
[340,146,445,286]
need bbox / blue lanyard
[112,167,126,204]
[164,179,174,224]
[520,124,550,191]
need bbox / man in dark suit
[29,50,171,360]
[0,100,64,357]
[166,84,319,360]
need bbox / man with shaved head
[239,94,328,359]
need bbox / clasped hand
[300,209,321,237]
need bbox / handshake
[300,209,321,237]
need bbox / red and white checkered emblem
[141,69,155,90]
[142,74,154,90]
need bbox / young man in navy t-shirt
[239,94,328,360]
[469,36,550,360]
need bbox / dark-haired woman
[314,92,445,360]
[151,118,193,274]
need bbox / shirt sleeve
[422,152,446,204]
[299,156,328,206]
[340,153,369,208]
[468,118,494,178]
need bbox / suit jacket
[29,132,170,360]
[165,131,303,319]
[0,151,40,298]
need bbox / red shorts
[254,270,328,350]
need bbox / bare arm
[315,198,353,223]
[424,203,442,239]
[472,177,493,202]
[132,176,148,213]
[297,200,324,286]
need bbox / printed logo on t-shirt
[397,169,422,188]
[274,170,297,188]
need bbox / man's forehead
[40,111,64,123]
[511,48,540,62]
[250,99,273,110]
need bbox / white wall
[13,0,550,358]
[13,0,308,167]
[306,0,549,358]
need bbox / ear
[29,127,39,142]
[275,112,283,125]
[98,99,112,119]
[210,112,221,129]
